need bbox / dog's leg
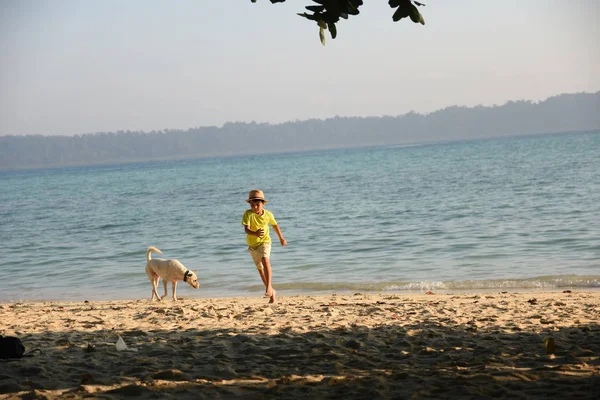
[161,280,168,300]
[147,266,162,302]
[152,277,162,301]
[172,282,178,301]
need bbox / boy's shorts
[248,243,272,270]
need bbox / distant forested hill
[1,92,599,170]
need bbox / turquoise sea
[1,131,599,302]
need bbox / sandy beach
[1,291,599,399]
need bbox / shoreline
[1,291,599,399]
[3,285,600,305]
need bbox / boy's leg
[262,256,276,303]
[257,266,275,300]
[249,244,275,302]
[249,246,267,289]
[257,267,268,288]
[261,256,273,296]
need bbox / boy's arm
[244,225,264,238]
[273,224,287,246]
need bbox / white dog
[145,246,199,301]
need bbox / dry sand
[1,291,599,399]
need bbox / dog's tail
[147,246,162,262]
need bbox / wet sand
[1,291,599,399]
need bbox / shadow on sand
[1,318,599,399]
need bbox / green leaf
[306,5,325,13]
[297,12,319,21]
[319,25,325,45]
[409,4,420,23]
[346,1,360,15]
[327,21,337,39]
[392,6,410,22]
[409,3,425,24]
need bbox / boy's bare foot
[269,289,276,304]
[265,287,274,297]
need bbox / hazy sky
[1,0,598,136]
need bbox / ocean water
[1,131,599,302]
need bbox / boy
[242,190,287,303]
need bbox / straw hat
[246,189,268,203]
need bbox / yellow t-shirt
[242,209,277,247]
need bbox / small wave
[269,275,600,294]
[290,264,319,271]
[97,223,137,230]
[437,275,600,290]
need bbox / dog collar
[183,270,191,282]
